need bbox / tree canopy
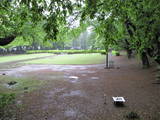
[0,0,160,65]
[81,0,160,65]
[0,0,83,45]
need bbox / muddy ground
[0,54,160,120]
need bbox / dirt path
[1,55,160,120]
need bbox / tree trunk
[141,52,150,68]
[124,19,136,37]
[105,53,109,69]
[155,59,160,65]
[147,48,160,65]
[126,49,132,59]
[155,40,160,65]
[124,39,132,59]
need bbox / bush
[116,52,120,56]
[26,50,106,54]
[112,50,120,56]
[100,51,106,55]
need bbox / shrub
[112,50,120,56]
[26,50,106,54]
[100,51,106,55]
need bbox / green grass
[0,75,47,119]
[0,53,53,63]
[24,53,105,65]
[0,76,45,94]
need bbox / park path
[1,54,160,120]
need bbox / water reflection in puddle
[82,74,87,76]
[62,90,84,97]
[48,75,64,79]
[64,109,77,117]
[78,71,96,74]
[70,79,79,83]
[87,71,96,74]
[91,77,99,80]
[67,76,79,83]
[1,64,103,76]
[16,100,22,105]
[12,73,23,78]
[69,76,79,79]
[47,88,65,97]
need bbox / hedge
[26,50,106,54]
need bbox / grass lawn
[0,76,46,94]
[23,53,105,65]
[0,53,53,63]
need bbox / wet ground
[0,54,160,120]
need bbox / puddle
[0,64,103,76]
[47,88,65,98]
[16,100,22,105]
[12,73,23,78]
[0,71,23,78]
[91,77,99,80]
[64,109,77,117]
[54,88,65,93]
[62,90,84,97]
[82,74,87,76]
[70,79,79,83]
[68,76,79,83]
[69,76,79,79]
[87,71,96,74]
[48,75,64,80]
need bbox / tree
[1,0,160,67]
[80,0,160,67]
[0,0,83,46]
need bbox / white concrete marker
[112,97,125,104]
